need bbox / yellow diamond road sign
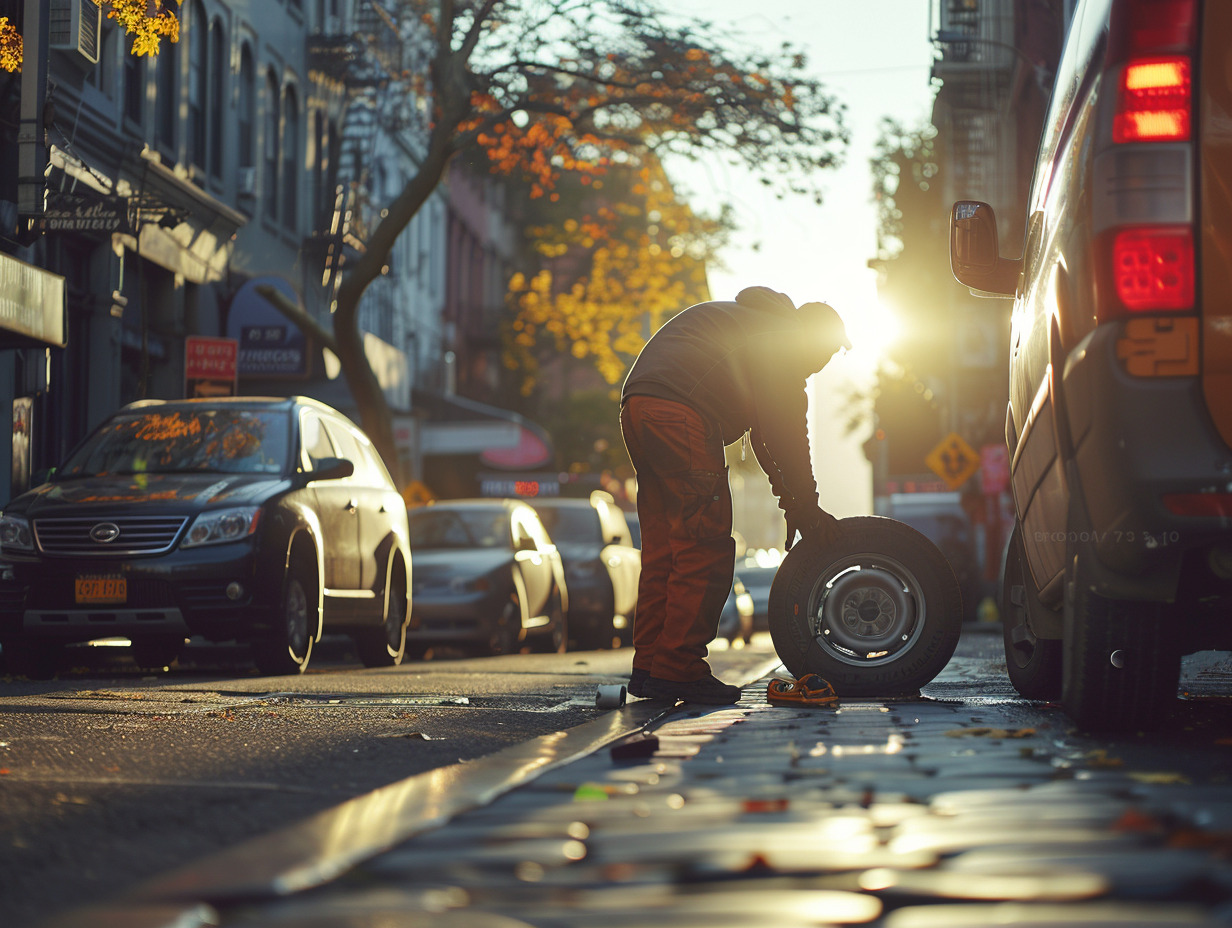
[925,432,980,490]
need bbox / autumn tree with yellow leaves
[253,0,847,485]
[0,0,178,72]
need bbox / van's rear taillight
[1113,227,1194,311]
[1113,55,1191,142]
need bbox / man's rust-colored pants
[620,395,735,682]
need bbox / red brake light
[1114,55,1191,142]
[1164,494,1232,517]
[1112,227,1194,312]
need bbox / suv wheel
[530,587,567,654]
[1062,554,1179,732]
[768,516,962,696]
[1001,525,1062,700]
[253,558,315,675]
[356,575,408,667]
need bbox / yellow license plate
[75,575,127,605]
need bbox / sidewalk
[46,635,1232,927]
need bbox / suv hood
[6,473,290,516]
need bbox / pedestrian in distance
[620,286,851,704]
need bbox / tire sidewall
[768,516,963,696]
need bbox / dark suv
[950,0,1230,729]
[0,397,412,677]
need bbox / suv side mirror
[294,456,354,487]
[950,200,1020,297]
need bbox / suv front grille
[33,516,189,555]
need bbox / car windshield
[57,408,291,477]
[408,508,510,549]
[532,505,600,543]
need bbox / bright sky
[666,0,937,516]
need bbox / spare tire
[768,516,963,696]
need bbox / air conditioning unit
[237,167,257,197]
[49,0,101,65]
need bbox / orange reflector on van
[1116,316,1198,376]
[1114,56,1191,142]
[1163,493,1232,517]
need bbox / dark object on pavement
[768,516,962,696]
[766,673,839,707]
[642,672,741,705]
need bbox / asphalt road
[5,629,1232,928]
[0,636,657,928]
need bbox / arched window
[282,85,300,229]
[208,20,226,178]
[155,29,178,149]
[237,45,255,170]
[264,70,280,221]
[187,0,207,170]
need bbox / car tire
[130,635,185,671]
[531,587,568,654]
[1001,524,1062,700]
[2,637,60,680]
[1061,553,1179,732]
[253,556,315,675]
[768,516,962,696]
[488,595,522,656]
[356,573,408,668]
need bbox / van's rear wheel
[1062,553,1179,731]
[768,516,962,696]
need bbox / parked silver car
[529,491,639,650]
[406,499,567,655]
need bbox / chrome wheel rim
[810,553,925,667]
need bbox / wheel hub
[814,563,919,660]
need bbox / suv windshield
[57,408,291,477]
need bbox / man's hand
[784,504,839,552]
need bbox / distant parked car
[0,397,412,677]
[883,493,983,622]
[734,556,780,634]
[406,499,567,656]
[718,575,754,645]
[529,491,640,649]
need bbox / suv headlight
[181,507,262,548]
[0,513,33,552]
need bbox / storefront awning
[0,251,65,348]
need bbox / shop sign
[185,336,238,398]
[39,193,131,234]
[0,251,66,347]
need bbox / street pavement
[41,627,1232,927]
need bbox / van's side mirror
[950,200,1020,297]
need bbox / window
[264,70,280,221]
[123,36,144,124]
[187,1,207,170]
[208,21,226,178]
[238,45,255,170]
[155,32,177,149]
[300,411,336,468]
[282,84,300,229]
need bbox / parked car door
[301,409,360,591]
[510,504,552,617]
[592,494,640,619]
[322,416,398,593]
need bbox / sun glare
[836,295,901,374]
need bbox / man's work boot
[643,673,740,705]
